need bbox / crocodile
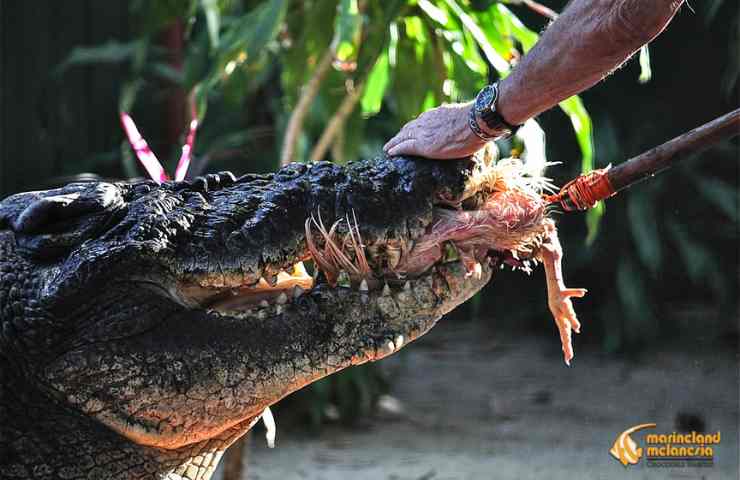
[0,154,584,479]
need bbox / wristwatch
[469,83,520,141]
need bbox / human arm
[383,0,685,158]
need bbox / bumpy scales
[0,155,583,479]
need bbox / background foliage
[1,0,737,425]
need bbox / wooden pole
[546,108,740,211]
[607,107,740,194]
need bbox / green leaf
[665,221,713,283]
[616,259,656,343]
[361,53,390,116]
[693,176,739,222]
[201,0,221,50]
[558,95,602,243]
[443,0,510,74]
[332,0,363,63]
[119,80,143,112]
[638,45,652,84]
[418,0,449,25]
[493,4,538,52]
[150,62,185,84]
[57,41,139,72]
[627,190,662,274]
[217,0,288,76]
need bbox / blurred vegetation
[2,0,737,426]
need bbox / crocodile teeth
[382,283,391,296]
[276,292,288,304]
[276,270,293,283]
[276,305,284,315]
[403,281,411,291]
[292,261,308,277]
[394,335,404,349]
[387,247,401,270]
[259,300,270,308]
[359,279,369,292]
[384,340,395,354]
[261,407,276,448]
[293,285,305,299]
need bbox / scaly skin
[0,156,497,479]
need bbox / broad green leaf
[627,190,662,275]
[638,45,651,84]
[119,80,143,112]
[57,41,139,72]
[193,83,209,122]
[443,0,510,74]
[388,22,400,67]
[332,0,363,63]
[418,0,449,25]
[470,11,512,62]
[558,95,602,243]
[693,176,739,222]
[217,0,288,76]
[666,221,713,283]
[150,62,185,84]
[201,0,221,50]
[616,259,656,343]
[361,53,390,116]
[493,4,538,52]
[354,0,405,77]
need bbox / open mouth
[177,157,553,319]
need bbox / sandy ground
[217,320,739,480]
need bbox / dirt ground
[217,318,739,480]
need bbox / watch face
[475,85,495,112]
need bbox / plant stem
[309,81,364,163]
[280,46,335,166]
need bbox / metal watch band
[468,107,495,141]
[472,83,521,140]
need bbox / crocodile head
[0,155,553,479]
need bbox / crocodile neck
[0,359,227,480]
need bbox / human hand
[383,102,487,159]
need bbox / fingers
[387,139,421,157]
[383,126,414,153]
[562,288,587,298]
[557,318,574,366]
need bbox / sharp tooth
[473,262,482,279]
[276,271,292,283]
[359,279,369,292]
[382,283,391,296]
[394,335,404,349]
[387,247,401,270]
[259,300,270,308]
[292,261,308,277]
[276,305,284,315]
[276,292,288,304]
[384,340,395,354]
[293,285,305,299]
[403,281,411,291]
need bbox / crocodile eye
[0,182,125,258]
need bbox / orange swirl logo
[609,423,656,466]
